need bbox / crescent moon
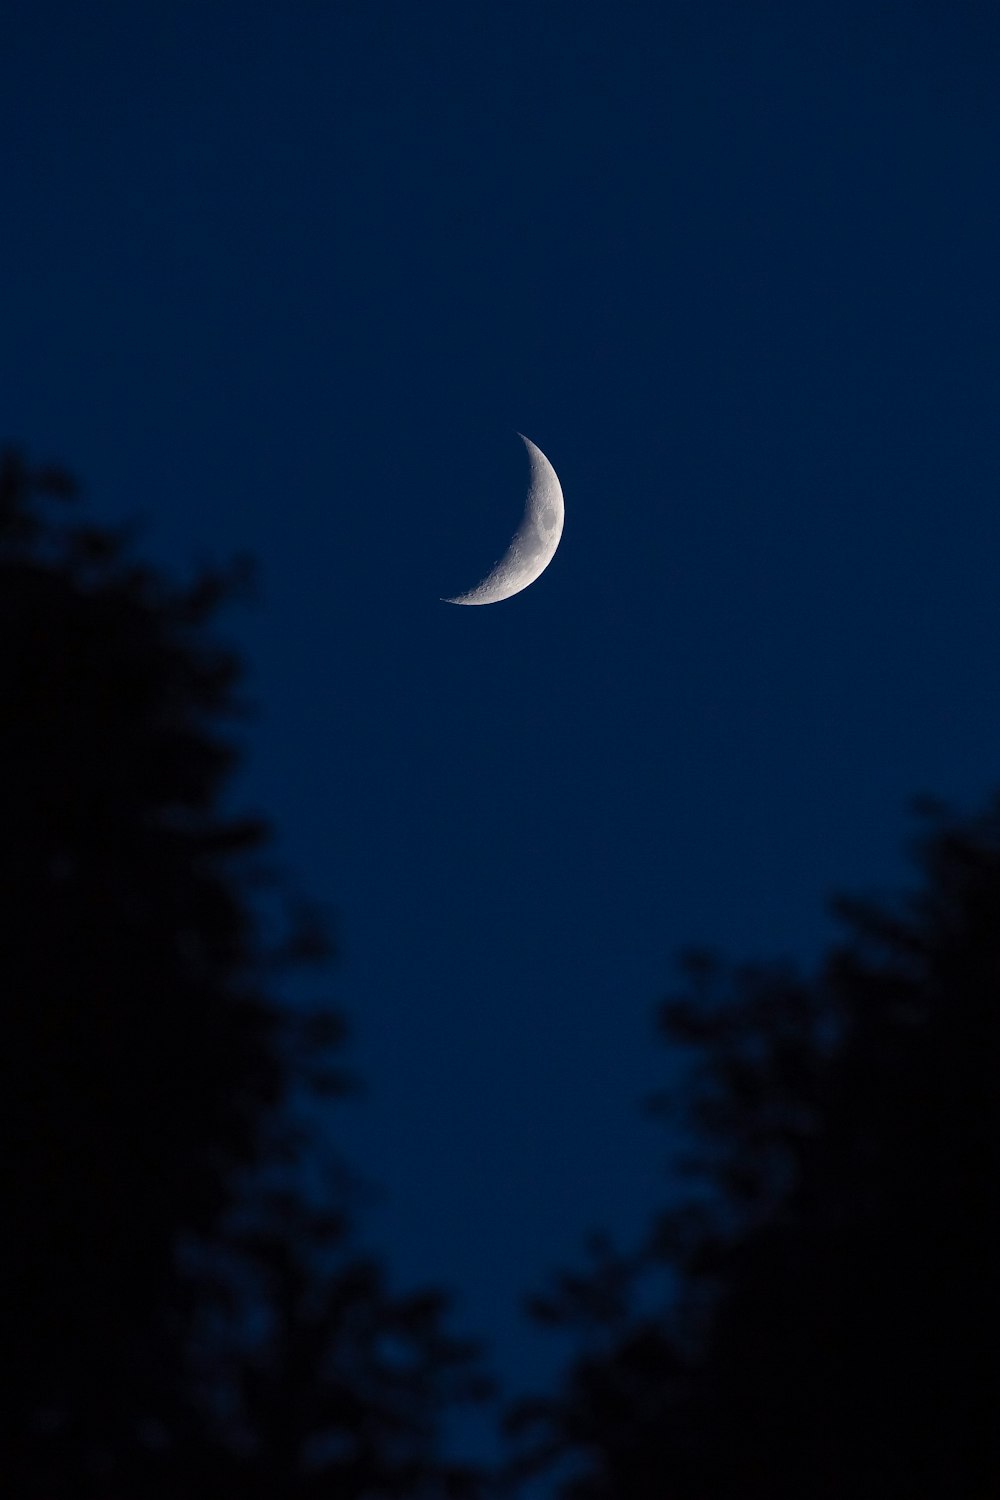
[444,434,565,605]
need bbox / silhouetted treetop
[2,454,278,1397]
[512,796,1000,1499]
[1,451,491,1497]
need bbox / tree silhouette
[510,799,999,1498]
[0,451,490,1497]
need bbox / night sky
[4,0,1000,1467]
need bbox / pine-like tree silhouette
[0,452,490,1498]
[510,799,999,1499]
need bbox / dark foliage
[0,452,490,1497]
[511,799,1000,1498]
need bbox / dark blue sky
[4,0,1000,1468]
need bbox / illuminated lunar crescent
[444,434,564,605]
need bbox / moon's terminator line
[444,433,564,605]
